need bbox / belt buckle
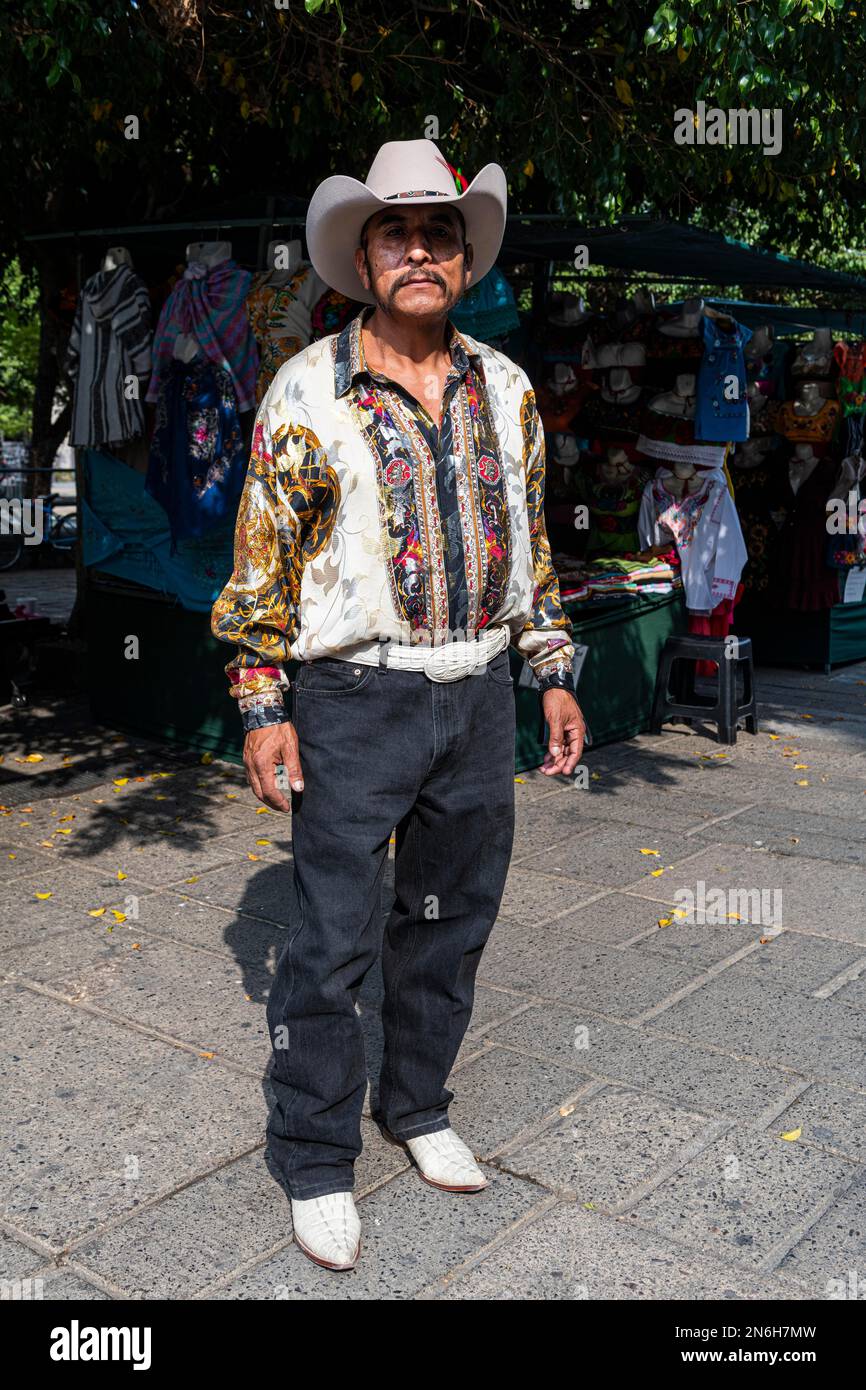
[422,640,484,683]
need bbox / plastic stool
[650,634,758,745]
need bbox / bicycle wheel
[0,533,24,571]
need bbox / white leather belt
[343,625,511,682]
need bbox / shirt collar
[334,305,485,399]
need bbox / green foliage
[0,261,39,438]
[1,0,865,278]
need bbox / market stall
[27,211,866,765]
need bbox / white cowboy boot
[290,1192,361,1270]
[404,1127,489,1192]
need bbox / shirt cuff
[237,686,290,732]
[535,660,577,697]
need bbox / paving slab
[484,1006,800,1121]
[651,972,866,1087]
[777,1172,866,1293]
[497,1084,714,1206]
[627,842,866,944]
[479,918,705,1015]
[0,865,156,952]
[0,924,275,1067]
[70,1137,406,1299]
[0,984,267,1249]
[209,1167,543,1300]
[431,1201,809,1300]
[626,1128,860,1270]
[769,1084,866,1165]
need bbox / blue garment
[146,357,247,553]
[82,447,235,611]
[450,265,520,343]
[694,314,753,443]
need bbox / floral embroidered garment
[246,263,327,404]
[211,306,576,730]
[637,471,747,614]
[146,358,247,554]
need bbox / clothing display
[66,263,152,448]
[770,454,841,612]
[551,552,681,601]
[211,306,577,731]
[310,287,360,339]
[573,467,646,558]
[774,397,841,445]
[146,255,259,413]
[246,262,327,403]
[637,471,747,615]
[146,358,247,553]
[694,312,752,443]
[450,265,521,342]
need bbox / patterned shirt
[211,306,576,730]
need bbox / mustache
[394,270,446,290]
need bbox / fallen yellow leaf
[650,867,665,877]
[185,876,199,884]
[794,764,808,770]
[34,891,52,900]
[116,870,127,880]
[131,942,141,950]
[111,910,126,923]
[113,778,129,786]
[255,807,270,815]
[199,1051,215,1060]
[780,1127,802,1142]
[255,838,272,846]
[200,752,214,764]
[55,828,72,836]
[247,853,260,861]
[639,848,660,856]
[23,754,44,763]
[88,908,107,917]
[796,779,809,787]
[768,734,780,740]
[657,917,672,927]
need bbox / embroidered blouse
[211,308,577,729]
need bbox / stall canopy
[29,208,866,298]
[498,214,866,296]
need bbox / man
[211,139,586,1271]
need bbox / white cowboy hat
[305,139,507,306]
[546,362,579,394]
[548,292,592,328]
[658,296,705,338]
[552,432,581,464]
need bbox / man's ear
[354,246,371,291]
[462,240,474,291]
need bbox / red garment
[688,582,745,675]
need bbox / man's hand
[541,688,586,777]
[243,721,303,812]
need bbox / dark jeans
[265,646,517,1199]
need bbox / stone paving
[1,660,865,1300]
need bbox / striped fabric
[146,259,259,412]
[66,265,152,449]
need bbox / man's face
[354,205,473,319]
